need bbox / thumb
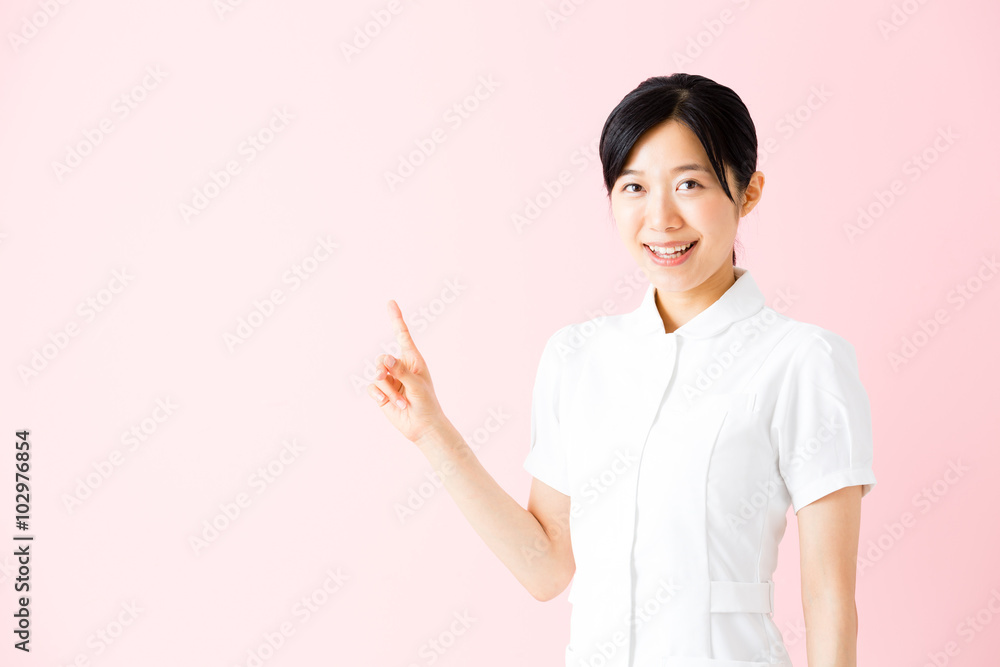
[384,352,414,381]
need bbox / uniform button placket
[626,333,677,667]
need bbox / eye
[622,183,642,193]
[679,180,701,190]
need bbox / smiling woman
[369,73,876,667]
[522,74,874,666]
[601,76,765,334]
[601,74,762,301]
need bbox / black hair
[599,73,758,266]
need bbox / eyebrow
[620,163,712,177]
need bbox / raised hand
[368,299,452,446]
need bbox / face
[610,119,760,295]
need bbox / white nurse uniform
[523,266,877,667]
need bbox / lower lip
[644,241,697,266]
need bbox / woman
[368,73,877,667]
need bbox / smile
[643,240,697,266]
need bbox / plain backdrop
[1,1,998,665]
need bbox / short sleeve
[772,329,877,514]
[522,328,571,496]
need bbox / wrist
[415,420,463,455]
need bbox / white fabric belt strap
[709,580,774,614]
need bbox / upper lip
[644,240,698,250]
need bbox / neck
[653,265,738,334]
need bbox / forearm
[417,422,566,600]
[803,594,858,667]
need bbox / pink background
[2,1,999,665]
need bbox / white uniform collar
[628,265,766,338]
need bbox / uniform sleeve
[772,329,877,514]
[522,328,571,496]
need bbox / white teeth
[647,242,693,256]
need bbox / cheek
[611,203,631,231]
[697,195,735,216]
[615,213,644,243]
[696,201,740,239]
[611,201,635,228]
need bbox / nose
[646,188,682,231]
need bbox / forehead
[623,120,709,169]
[615,122,732,188]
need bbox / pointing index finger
[387,299,418,354]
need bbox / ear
[739,171,765,217]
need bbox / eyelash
[622,180,701,193]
